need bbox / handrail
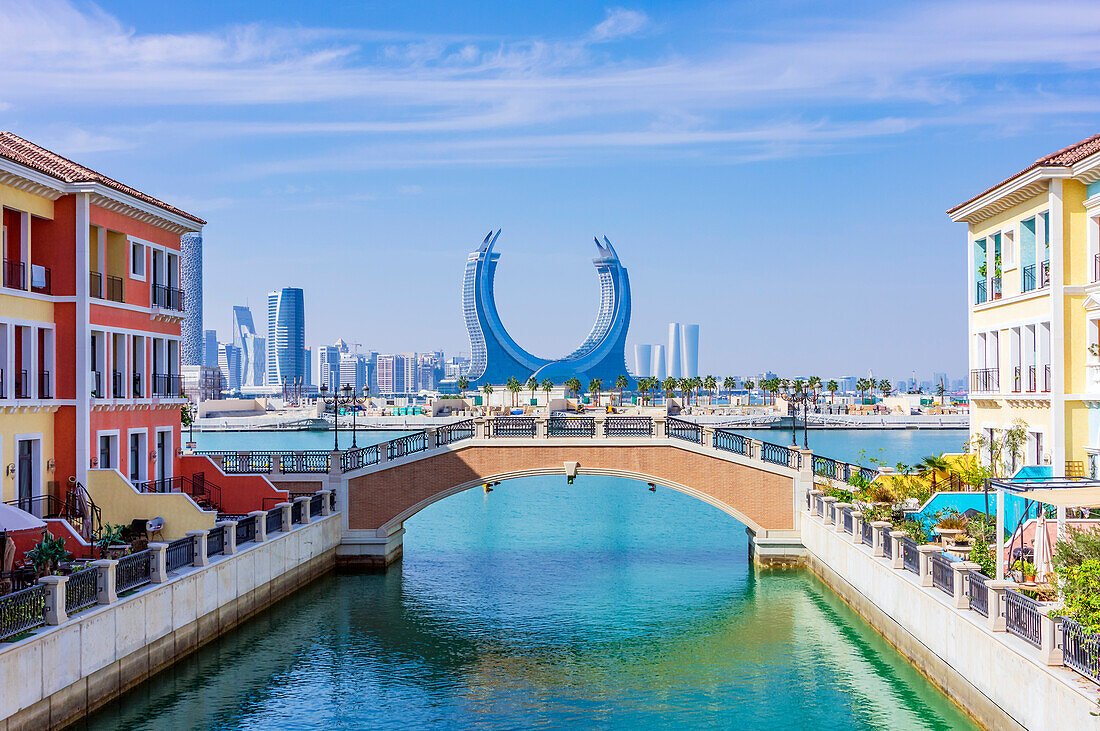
[930,552,954,595]
[666,416,702,444]
[547,416,595,437]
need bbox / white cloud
[397,184,422,195]
[588,8,651,42]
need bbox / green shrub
[1060,559,1100,633]
[969,540,996,578]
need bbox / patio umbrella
[0,503,46,532]
[1034,510,1049,582]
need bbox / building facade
[681,323,699,378]
[376,354,406,394]
[0,132,202,502]
[266,287,305,388]
[949,133,1100,475]
[180,232,202,367]
[316,344,339,392]
[232,305,265,387]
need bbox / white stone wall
[803,515,1097,730]
[0,513,341,724]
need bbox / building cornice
[950,168,1065,225]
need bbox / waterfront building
[231,305,265,387]
[181,364,222,403]
[652,344,667,380]
[266,287,305,389]
[340,352,367,392]
[633,344,652,378]
[0,131,202,495]
[218,343,241,392]
[667,323,682,379]
[948,132,1100,473]
[403,353,418,393]
[377,354,406,394]
[203,328,218,368]
[180,232,203,366]
[316,344,340,392]
[681,323,699,378]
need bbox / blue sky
[4,0,1100,381]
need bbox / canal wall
[0,512,341,730]
[801,512,1098,731]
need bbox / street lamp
[344,384,369,448]
[786,383,813,449]
[320,384,345,451]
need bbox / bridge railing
[547,416,596,437]
[604,416,653,437]
[666,416,702,444]
[489,417,537,438]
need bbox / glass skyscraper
[266,288,305,387]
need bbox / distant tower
[180,232,203,366]
[633,344,652,378]
[681,324,699,378]
[203,329,219,368]
[652,344,667,381]
[267,288,305,387]
[667,323,682,379]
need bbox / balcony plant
[968,539,996,578]
[25,532,72,578]
[1012,559,1037,583]
[96,523,129,559]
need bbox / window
[130,241,145,279]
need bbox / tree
[827,379,839,404]
[807,376,822,405]
[527,376,539,406]
[616,374,629,406]
[679,378,692,406]
[588,378,603,406]
[506,376,523,407]
[565,376,583,401]
[456,376,469,399]
[704,375,717,405]
[692,376,704,405]
[936,379,947,407]
[743,379,754,404]
[541,378,554,403]
[878,379,892,398]
[856,377,869,403]
[481,383,494,406]
[663,376,677,400]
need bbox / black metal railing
[212,451,274,473]
[310,493,323,517]
[815,494,824,517]
[152,284,185,311]
[968,571,989,617]
[1063,617,1100,685]
[861,520,873,547]
[133,372,143,398]
[991,275,1002,299]
[236,515,256,545]
[89,270,102,298]
[134,475,221,512]
[14,369,28,398]
[1022,263,1036,292]
[1013,365,1021,393]
[1027,364,1037,393]
[841,508,853,533]
[3,259,25,290]
[1043,364,1051,392]
[827,501,836,524]
[165,536,195,572]
[1040,260,1050,288]
[64,567,99,614]
[104,274,124,303]
[666,416,702,444]
[290,501,301,524]
[1005,589,1042,648]
[207,525,226,557]
[38,370,50,399]
[0,584,46,640]
[279,452,330,473]
[881,526,893,558]
[975,279,987,304]
[713,429,749,456]
[901,538,920,574]
[30,265,50,295]
[437,419,476,445]
[547,416,595,437]
[490,417,536,437]
[604,416,653,437]
[152,373,181,397]
[930,552,954,595]
[116,550,152,593]
[265,507,283,534]
[342,444,381,472]
[761,441,794,467]
[388,432,429,459]
[970,368,999,393]
[813,455,839,479]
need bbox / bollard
[951,561,980,610]
[217,520,239,555]
[39,575,68,625]
[90,559,119,605]
[249,510,268,542]
[187,530,209,567]
[871,521,892,557]
[148,543,169,583]
[917,545,941,588]
[889,531,906,569]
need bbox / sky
[3,0,1100,381]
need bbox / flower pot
[937,528,963,545]
[106,544,129,560]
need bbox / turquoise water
[192,429,412,451]
[77,430,977,730]
[735,428,968,466]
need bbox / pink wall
[180,455,289,514]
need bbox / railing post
[917,545,940,588]
[595,415,607,440]
[749,439,763,461]
[1038,606,1064,666]
[148,542,169,583]
[871,521,891,557]
[821,496,837,525]
[889,531,906,569]
[474,418,488,439]
[832,502,850,533]
[850,511,864,544]
[654,417,666,439]
[329,450,341,476]
[249,510,268,542]
[986,580,1013,631]
[701,426,713,448]
[318,489,333,516]
[187,529,209,567]
[40,575,68,625]
[534,416,546,440]
[294,496,312,524]
[217,520,239,555]
[90,558,118,604]
[951,561,980,610]
[278,502,292,532]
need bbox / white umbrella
[0,503,47,532]
[1034,510,1049,583]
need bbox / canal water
[76,429,977,730]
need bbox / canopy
[1015,487,1100,508]
[0,503,47,531]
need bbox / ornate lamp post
[787,385,813,449]
[346,384,369,448]
[320,384,345,451]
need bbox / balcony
[1012,366,1022,393]
[975,280,987,305]
[29,265,50,295]
[991,275,1002,300]
[0,369,4,399]
[91,371,103,399]
[133,372,143,398]
[14,369,29,398]
[112,370,123,398]
[1044,364,1051,392]
[1040,260,1050,288]
[970,368,999,393]
[152,284,184,312]
[89,271,124,302]
[1026,364,1037,393]
[38,370,50,399]
[1095,253,1100,284]
[3,259,25,290]
[152,373,181,398]
[1022,264,1036,292]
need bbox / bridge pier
[746,528,806,568]
[336,525,404,572]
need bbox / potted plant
[24,532,72,578]
[1012,559,1037,583]
[96,524,129,559]
[935,510,969,547]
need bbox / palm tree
[456,376,469,399]
[936,379,947,407]
[506,376,523,407]
[856,377,869,403]
[481,383,494,406]
[527,376,539,406]
[807,376,822,406]
[565,376,583,401]
[743,379,754,404]
[879,379,892,398]
[588,378,603,406]
[723,376,736,404]
[703,375,717,405]
[678,378,692,406]
[662,376,677,401]
[615,374,629,406]
[542,378,554,403]
[826,379,839,404]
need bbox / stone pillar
[474,418,488,439]
[295,496,312,524]
[986,580,1014,631]
[90,558,118,604]
[328,450,341,476]
[807,489,822,516]
[951,561,980,610]
[917,545,941,588]
[249,510,268,542]
[654,417,666,439]
[822,496,838,525]
[1038,606,1064,666]
[148,543,169,583]
[217,520,238,555]
[850,511,864,544]
[749,439,762,461]
[701,426,713,448]
[187,529,209,567]
[889,531,906,569]
[595,415,607,440]
[318,489,333,516]
[833,502,851,533]
[871,521,892,557]
[277,502,292,532]
[39,575,68,625]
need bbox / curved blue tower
[462,231,632,387]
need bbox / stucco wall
[86,468,215,540]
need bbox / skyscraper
[218,343,241,391]
[266,288,305,387]
[181,232,203,367]
[681,324,699,378]
[203,329,219,368]
[232,305,265,387]
[667,323,682,379]
[633,344,652,378]
[652,344,667,381]
[316,344,340,392]
[339,353,367,392]
[376,354,406,394]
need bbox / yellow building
[949,134,1100,476]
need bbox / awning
[1014,487,1100,508]
[0,503,47,531]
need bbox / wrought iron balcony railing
[152,284,185,312]
[970,368,999,393]
[3,259,25,290]
[1022,263,1036,292]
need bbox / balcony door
[15,438,39,515]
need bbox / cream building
[949,133,1100,476]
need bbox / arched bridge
[197,416,876,570]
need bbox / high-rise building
[218,344,241,391]
[232,305,265,387]
[681,324,699,378]
[403,354,418,393]
[303,347,312,388]
[181,232,203,367]
[652,344,667,381]
[633,344,652,378]
[667,323,682,379]
[339,353,367,392]
[376,354,406,394]
[266,288,305,388]
[316,344,340,392]
[203,329,219,368]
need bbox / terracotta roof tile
[947,132,1100,215]
[0,132,204,225]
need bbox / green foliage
[969,540,996,578]
[861,504,892,523]
[96,523,127,553]
[25,533,71,572]
[825,487,853,502]
[847,472,872,490]
[181,403,194,428]
[1060,560,1100,634]
[899,518,931,544]
[966,513,996,543]
[935,509,969,531]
